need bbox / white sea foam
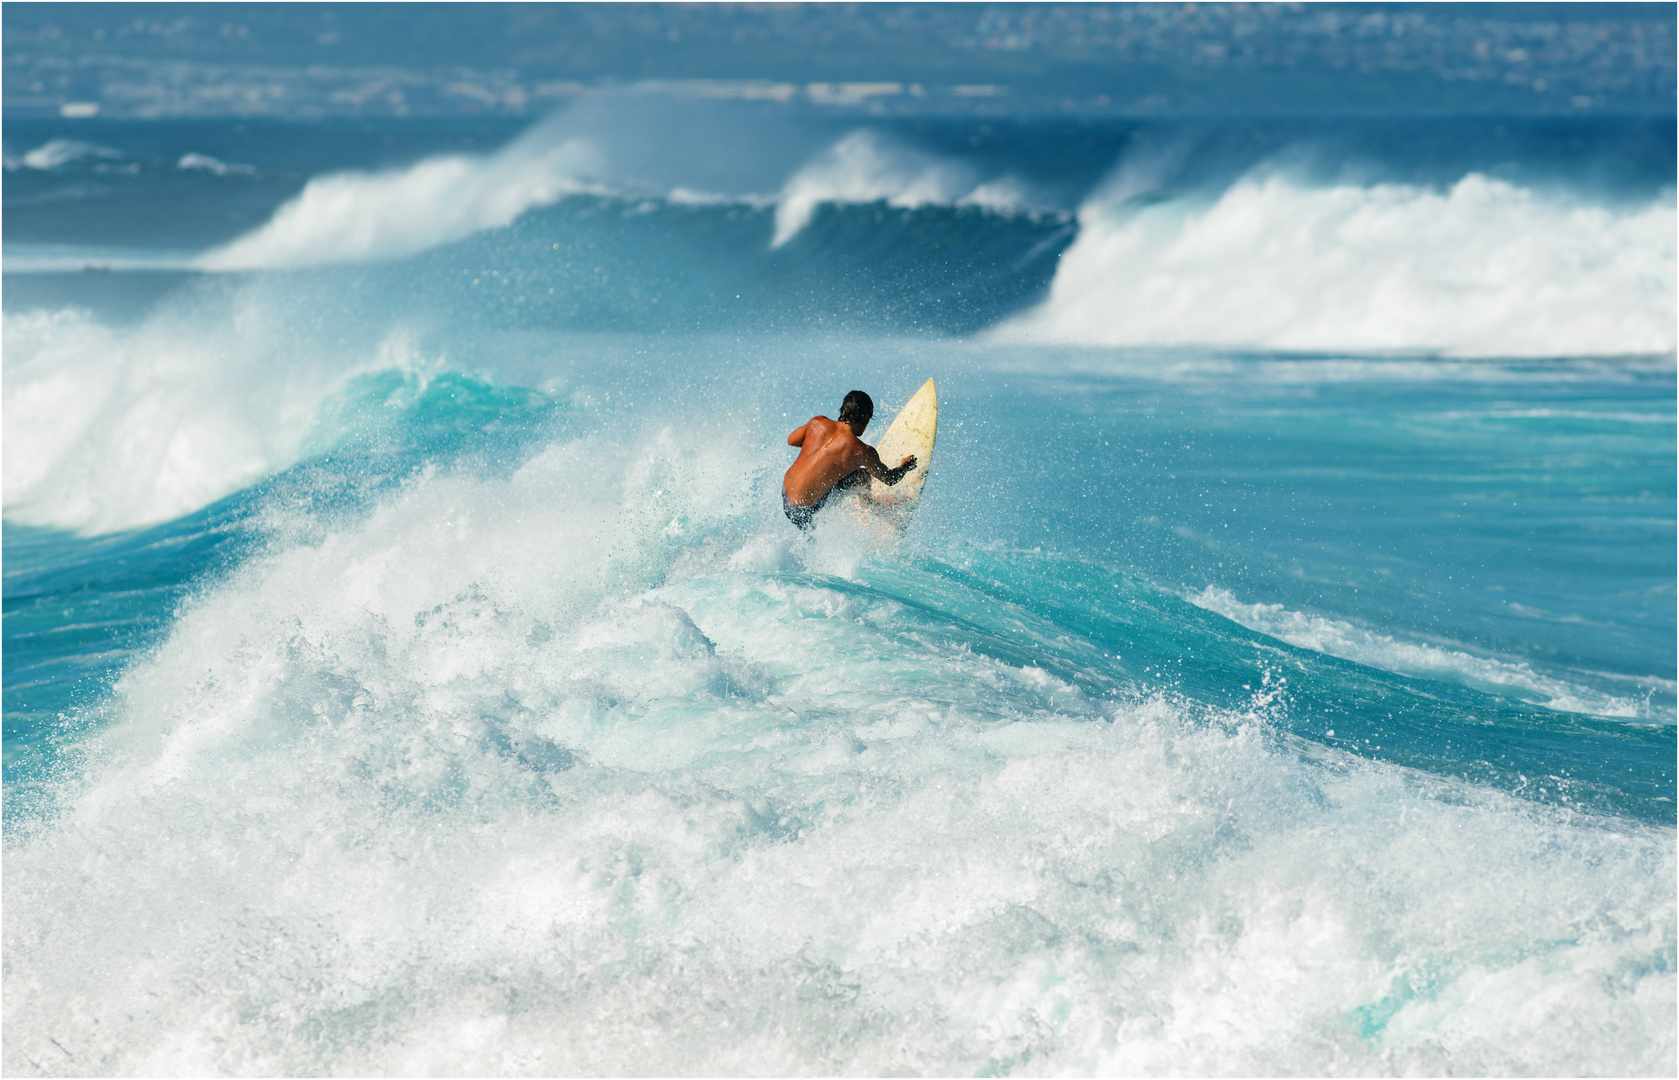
[772,130,1029,247]
[1189,585,1668,721]
[4,435,1673,1075]
[994,171,1677,358]
[0,304,427,534]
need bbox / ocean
[4,86,1675,1073]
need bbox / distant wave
[176,152,256,177]
[1188,585,1672,721]
[994,171,1677,358]
[7,137,124,171]
[200,122,1036,268]
[193,93,813,270]
[197,133,608,270]
[772,130,1031,247]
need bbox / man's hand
[876,454,918,485]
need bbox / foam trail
[197,131,604,269]
[1,304,426,534]
[773,130,1027,247]
[1189,585,1671,721]
[993,172,1676,357]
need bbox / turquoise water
[3,105,1675,1074]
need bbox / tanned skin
[784,413,916,507]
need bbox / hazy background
[6,1,1675,121]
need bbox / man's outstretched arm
[787,422,809,447]
[861,447,918,485]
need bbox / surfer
[783,390,917,530]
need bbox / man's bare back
[782,391,916,529]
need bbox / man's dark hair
[838,390,873,428]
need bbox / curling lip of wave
[771,130,1032,247]
[1189,585,1671,722]
[992,171,1678,358]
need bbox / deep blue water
[3,101,1674,1074]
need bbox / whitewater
[3,99,1675,1076]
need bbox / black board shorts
[783,468,869,530]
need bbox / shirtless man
[783,390,917,530]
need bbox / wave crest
[1,303,428,534]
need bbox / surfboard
[860,377,937,530]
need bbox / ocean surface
[4,98,1676,1075]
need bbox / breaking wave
[196,120,1038,269]
[994,171,1677,358]
[0,303,428,534]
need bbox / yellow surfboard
[859,377,937,531]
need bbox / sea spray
[772,129,1035,247]
[4,436,1673,1072]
